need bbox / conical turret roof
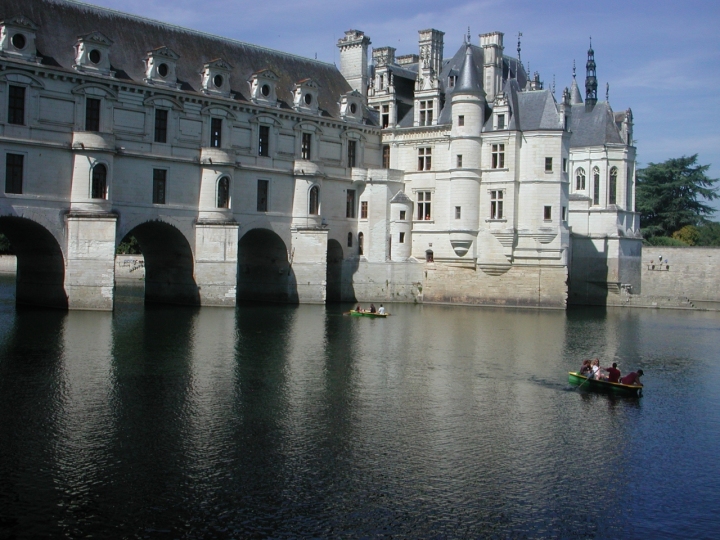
[570,76,583,104]
[455,43,483,95]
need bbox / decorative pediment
[144,46,180,89]
[249,69,280,106]
[292,78,320,114]
[201,58,232,97]
[78,31,113,47]
[0,15,39,62]
[74,31,114,77]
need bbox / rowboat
[349,310,388,318]
[568,372,643,397]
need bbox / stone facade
[0,0,640,310]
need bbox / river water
[0,277,719,539]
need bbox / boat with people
[349,310,389,318]
[568,372,643,397]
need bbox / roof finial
[572,59,576,79]
[552,74,556,96]
[606,82,609,102]
[517,32,522,64]
[467,27,471,44]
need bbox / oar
[574,372,593,391]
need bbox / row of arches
[574,166,620,206]
[0,216,349,308]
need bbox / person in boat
[370,303,376,313]
[589,358,602,379]
[378,304,386,315]
[620,369,644,386]
[603,362,621,383]
[355,304,362,312]
[579,359,592,376]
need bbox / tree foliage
[636,155,718,239]
[0,233,12,254]
[116,235,141,255]
[672,225,700,246]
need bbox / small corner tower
[337,30,371,97]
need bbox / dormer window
[201,59,232,97]
[0,16,38,62]
[448,75,457,88]
[73,31,114,77]
[340,90,363,123]
[292,79,320,114]
[144,46,180,89]
[250,69,279,106]
[497,114,505,130]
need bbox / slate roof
[1,0,352,117]
[514,90,561,131]
[568,101,625,147]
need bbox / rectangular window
[154,109,168,143]
[210,118,222,147]
[382,145,390,168]
[399,232,405,243]
[545,157,553,172]
[399,210,406,220]
[361,201,368,219]
[258,125,270,156]
[382,105,389,128]
[8,85,25,125]
[458,115,464,126]
[455,206,461,219]
[301,132,312,159]
[457,154,463,168]
[5,153,23,194]
[417,191,431,220]
[593,172,600,206]
[418,147,432,171]
[347,140,357,167]
[491,144,505,169]
[419,100,433,126]
[490,190,504,219]
[85,98,101,132]
[544,205,552,220]
[257,179,269,212]
[497,114,505,130]
[346,189,356,218]
[562,206,567,221]
[152,169,166,204]
[448,75,456,87]
[562,157,568,172]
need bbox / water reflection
[0,282,719,538]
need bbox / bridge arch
[122,219,199,305]
[0,215,68,308]
[237,228,298,303]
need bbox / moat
[1,278,718,538]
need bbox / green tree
[696,221,720,246]
[672,225,700,246]
[636,155,718,239]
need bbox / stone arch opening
[326,239,344,303]
[122,220,199,305]
[0,216,68,308]
[237,228,298,303]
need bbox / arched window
[91,164,107,199]
[575,168,586,190]
[217,176,230,208]
[592,166,600,206]
[309,185,319,215]
[425,249,434,263]
[609,167,618,205]
[358,232,364,255]
[347,232,353,247]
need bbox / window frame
[91,163,107,199]
[360,201,368,219]
[491,144,505,169]
[490,190,504,220]
[308,185,320,215]
[575,168,586,190]
[545,157,553,172]
[85,97,101,132]
[347,139,357,168]
[152,168,167,204]
[543,205,552,221]
[258,125,270,157]
[257,179,269,212]
[346,189,356,218]
[8,85,26,126]
[593,167,600,206]
[609,167,618,205]
[497,113,505,130]
[216,176,230,209]
[382,145,390,168]
[4,153,24,194]
[210,117,222,148]
[154,108,168,144]
[416,191,432,220]
[418,147,432,171]
[301,132,312,160]
[419,100,433,126]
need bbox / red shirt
[606,367,621,383]
[620,372,642,385]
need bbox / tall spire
[585,37,597,110]
[570,59,583,104]
[517,32,522,64]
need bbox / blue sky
[86,0,720,215]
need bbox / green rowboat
[568,372,643,397]
[349,310,388,318]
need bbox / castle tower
[480,32,504,102]
[585,40,597,110]
[337,30,371,97]
[448,44,485,258]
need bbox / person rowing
[620,369,644,386]
[603,362,621,383]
